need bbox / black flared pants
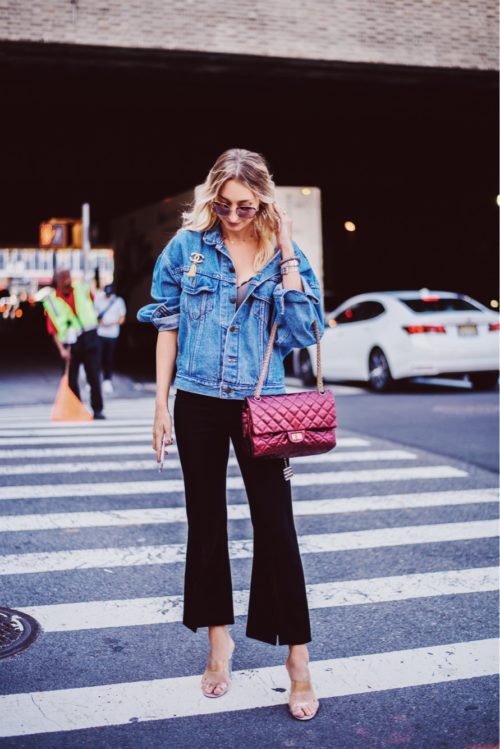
[173,388,312,646]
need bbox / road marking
[0,434,165,446]
[0,465,468,501]
[0,450,418,476]
[0,426,159,437]
[0,520,496,575]
[0,410,158,420]
[0,437,370,459]
[0,415,161,426]
[0,638,496,737]
[18,566,499,632]
[0,445,170,460]
[0,489,496,532]
[0,433,368,448]
[0,420,156,428]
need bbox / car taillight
[403,325,446,334]
[488,322,500,331]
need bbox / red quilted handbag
[241,319,337,479]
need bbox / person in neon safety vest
[43,269,105,419]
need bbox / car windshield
[399,298,482,313]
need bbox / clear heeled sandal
[288,679,320,721]
[201,654,233,698]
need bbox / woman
[137,148,324,720]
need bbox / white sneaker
[102,380,114,394]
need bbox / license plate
[458,324,478,336]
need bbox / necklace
[222,233,256,245]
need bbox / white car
[293,289,500,391]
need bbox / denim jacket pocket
[252,279,293,348]
[181,274,218,321]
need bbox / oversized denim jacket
[137,224,325,399]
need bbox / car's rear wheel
[369,347,393,392]
[469,371,499,390]
[297,349,315,386]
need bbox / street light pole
[82,202,90,283]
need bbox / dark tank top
[236,277,254,309]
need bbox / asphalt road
[325,378,500,474]
[0,384,497,748]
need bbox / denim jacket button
[229,325,237,332]
[228,265,235,273]
[229,296,236,303]
[224,386,232,393]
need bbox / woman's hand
[273,202,293,250]
[153,403,173,462]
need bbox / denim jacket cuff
[136,303,180,331]
[273,276,321,315]
[152,313,180,331]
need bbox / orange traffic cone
[51,362,93,422]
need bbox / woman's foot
[286,646,319,720]
[201,626,235,698]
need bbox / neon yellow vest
[43,283,98,343]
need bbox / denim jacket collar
[202,224,224,249]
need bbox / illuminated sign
[39,222,68,248]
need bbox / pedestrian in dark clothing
[43,269,105,419]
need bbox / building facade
[1,1,498,71]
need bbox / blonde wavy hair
[180,148,280,272]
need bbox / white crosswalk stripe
[0,449,419,475]
[0,465,468,501]
[0,488,496,532]
[0,420,157,429]
[0,435,368,450]
[0,520,497,575]
[0,639,496,737]
[0,425,159,435]
[0,397,497,741]
[0,433,163,446]
[17,566,499,632]
[0,413,154,424]
[0,436,369,459]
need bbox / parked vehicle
[293,289,500,391]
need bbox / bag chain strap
[254,319,324,399]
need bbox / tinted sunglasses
[212,202,259,219]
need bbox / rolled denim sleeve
[136,238,182,332]
[272,242,325,353]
